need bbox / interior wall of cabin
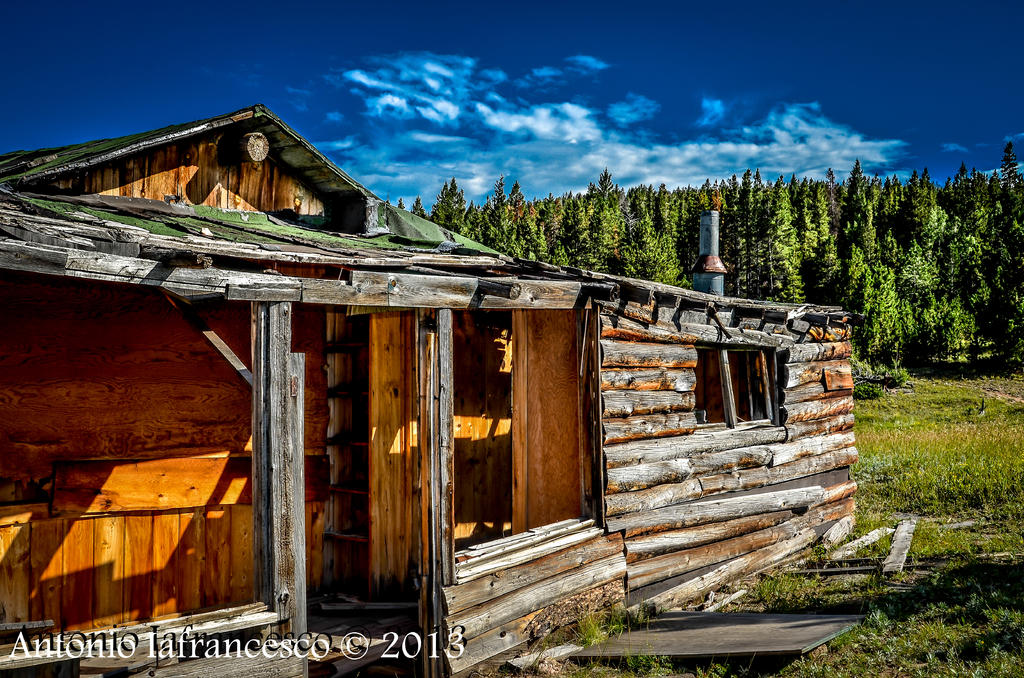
[40,131,325,216]
[0,271,328,629]
[323,309,420,602]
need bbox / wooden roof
[0,107,855,334]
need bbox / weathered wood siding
[0,271,328,629]
[43,131,325,216]
[442,528,626,674]
[599,309,856,611]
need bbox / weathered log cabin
[0,105,859,677]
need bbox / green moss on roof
[0,119,204,183]
[22,196,190,237]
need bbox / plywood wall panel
[369,312,418,600]
[520,311,582,528]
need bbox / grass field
[536,369,1024,677]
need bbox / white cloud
[565,55,609,71]
[315,137,357,151]
[332,101,904,202]
[316,52,904,203]
[325,111,344,123]
[697,97,725,127]
[608,93,660,125]
[941,142,968,153]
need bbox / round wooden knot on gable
[240,132,270,162]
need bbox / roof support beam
[164,291,253,386]
[251,300,308,660]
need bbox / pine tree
[396,197,405,209]
[411,196,427,218]
[431,178,467,234]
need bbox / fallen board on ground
[573,611,864,660]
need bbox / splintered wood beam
[882,518,918,574]
[251,301,308,646]
[163,291,253,386]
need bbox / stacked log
[599,311,857,611]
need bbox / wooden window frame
[697,344,780,429]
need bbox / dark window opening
[695,347,775,427]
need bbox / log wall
[599,310,857,612]
[0,272,328,629]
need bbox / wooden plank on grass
[881,518,917,574]
[574,611,863,659]
[829,526,894,561]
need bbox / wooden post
[418,310,444,678]
[251,301,308,646]
[719,349,737,427]
[436,308,455,587]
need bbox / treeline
[401,143,1024,366]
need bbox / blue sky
[1,0,1020,204]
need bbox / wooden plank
[604,424,785,469]
[448,552,626,639]
[602,390,695,418]
[601,367,695,392]
[0,524,30,623]
[781,395,855,424]
[524,311,583,528]
[603,412,700,445]
[437,309,455,587]
[601,340,697,369]
[369,312,417,599]
[600,314,791,349]
[627,517,808,588]
[606,486,824,538]
[51,456,328,514]
[444,533,623,614]
[606,446,772,495]
[92,514,125,626]
[179,508,204,612]
[881,518,918,574]
[631,527,820,615]
[821,516,854,549]
[770,432,856,467]
[625,510,797,562]
[61,518,94,629]
[719,349,737,427]
[511,311,529,534]
[574,611,862,659]
[455,527,602,583]
[781,360,849,389]
[785,414,854,441]
[124,513,154,620]
[152,511,179,618]
[829,527,895,561]
[782,342,853,364]
[229,504,253,603]
[697,448,857,499]
[251,300,307,637]
[507,643,582,670]
[0,503,49,527]
[29,519,63,629]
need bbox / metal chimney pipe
[692,210,727,295]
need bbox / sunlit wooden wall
[0,271,328,629]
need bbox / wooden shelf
[325,530,369,543]
[326,388,369,398]
[326,436,369,447]
[329,484,369,496]
[326,342,367,353]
